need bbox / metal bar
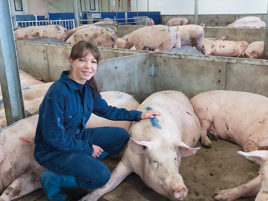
[147,0,149,12]
[0,0,25,125]
[263,3,268,59]
[73,0,80,27]
[194,0,198,24]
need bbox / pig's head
[128,137,200,200]
[238,150,268,201]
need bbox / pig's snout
[174,187,188,200]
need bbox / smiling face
[69,52,98,84]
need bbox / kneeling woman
[34,40,160,201]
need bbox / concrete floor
[18,139,258,201]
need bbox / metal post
[136,0,138,16]
[194,0,198,24]
[0,0,25,126]
[73,0,80,27]
[147,0,149,12]
[263,3,268,59]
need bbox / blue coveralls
[34,71,142,189]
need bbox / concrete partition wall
[153,53,226,98]
[16,41,147,82]
[205,27,265,43]
[95,53,156,103]
[153,53,268,99]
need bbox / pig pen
[14,40,268,201]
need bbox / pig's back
[191,90,268,143]
[131,90,201,147]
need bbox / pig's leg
[214,175,260,201]
[199,119,213,148]
[0,171,41,201]
[80,160,132,201]
[242,139,258,152]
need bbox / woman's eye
[92,60,97,64]
[80,58,85,62]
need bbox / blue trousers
[39,126,130,190]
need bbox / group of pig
[1,76,268,201]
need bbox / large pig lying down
[81,90,201,201]
[203,38,249,57]
[190,90,268,200]
[14,25,68,41]
[171,24,204,52]
[243,41,264,59]
[66,26,118,47]
[122,25,181,51]
[228,16,266,28]
[0,70,43,96]
[0,82,53,111]
[0,97,43,129]
[0,91,139,201]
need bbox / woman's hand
[141,110,162,120]
[92,145,103,158]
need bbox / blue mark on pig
[0,99,3,108]
[146,106,162,129]
[22,86,30,91]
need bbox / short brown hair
[69,41,101,97]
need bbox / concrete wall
[15,40,268,102]
[15,41,147,82]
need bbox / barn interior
[0,0,268,200]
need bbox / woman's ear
[69,58,73,67]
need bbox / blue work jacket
[34,71,142,163]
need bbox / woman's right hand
[92,145,103,158]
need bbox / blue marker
[146,106,162,129]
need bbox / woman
[34,40,160,201]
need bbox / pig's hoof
[213,190,237,201]
[201,139,212,148]
[207,132,219,141]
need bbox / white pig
[170,24,205,52]
[203,38,249,57]
[0,82,53,111]
[122,25,181,51]
[238,150,268,201]
[80,90,201,201]
[243,41,264,59]
[14,25,68,41]
[190,90,268,200]
[0,115,45,201]
[0,97,44,129]
[228,16,266,28]
[0,70,43,96]
[0,91,139,201]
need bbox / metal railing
[80,16,148,25]
[14,19,75,30]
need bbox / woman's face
[69,51,98,84]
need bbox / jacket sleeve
[92,92,142,121]
[40,91,93,155]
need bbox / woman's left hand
[141,110,162,120]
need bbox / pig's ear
[128,137,152,155]
[175,141,200,157]
[238,150,268,165]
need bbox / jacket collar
[60,70,90,91]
